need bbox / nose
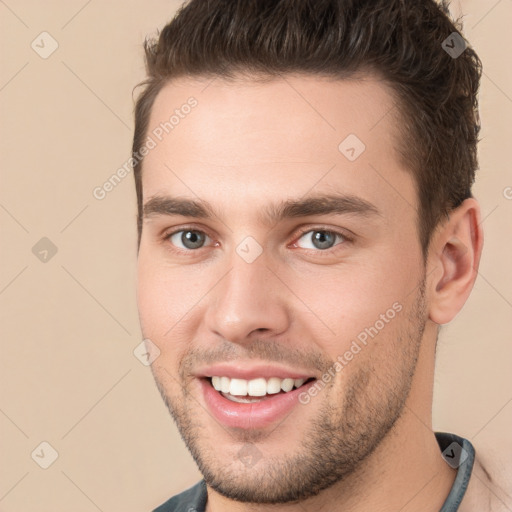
[203,252,291,345]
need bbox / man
[133,0,499,510]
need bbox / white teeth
[267,377,282,394]
[221,393,263,403]
[211,376,221,391]
[294,378,305,388]
[229,378,248,396]
[210,376,310,397]
[281,378,294,392]
[220,376,230,393]
[247,378,267,397]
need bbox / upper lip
[194,363,317,381]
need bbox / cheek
[136,250,209,349]
[135,247,184,349]
[136,259,168,336]
[137,267,186,376]
[287,258,413,356]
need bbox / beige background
[0,1,511,510]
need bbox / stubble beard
[151,280,427,504]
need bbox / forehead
[141,74,416,224]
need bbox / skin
[136,74,484,511]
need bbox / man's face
[137,75,428,503]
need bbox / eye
[295,229,347,251]
[167,229,212,250]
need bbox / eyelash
[161,225,353,255]
[293,226,353,251]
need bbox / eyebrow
[143,193,381,225]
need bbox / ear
[427,198,484,325]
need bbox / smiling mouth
[206,376,316,403]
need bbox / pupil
[313,231,334,250]
[183,231,204,249]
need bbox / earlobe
[428,199,484,325]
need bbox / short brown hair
[133,0,482,256]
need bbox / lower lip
[200,378,316,429]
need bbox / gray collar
[436,432,475,511]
